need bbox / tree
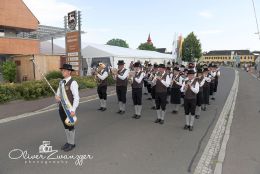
[106,38,129,48]
[181,32,202,62]
[2,61,16,83]
[138,43,156,51]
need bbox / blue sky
[24,0,260,51]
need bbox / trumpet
[91,66,102,83]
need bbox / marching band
[94,60,220,131]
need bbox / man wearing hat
[153,64,171,124]
[181,69,199,131]
[131,62,145,119]
[170,67,183,114]
[202,67,211,111]
[96,63,108,111]
[195,68,205,119]
[148,64,159,110]
[212,65,220,100]
[208,64,216,100]
[116,60,129,114]
[55,64,80,151]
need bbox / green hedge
[0,76,100,103]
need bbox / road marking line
[194,69,239,174]
[0,91,116,124]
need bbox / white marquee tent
[82,43,174,69]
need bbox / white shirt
[134,71,145,84]
[181,78,199,94]
[160,72,171,88]
[97,69,108,80]
[117,68,130,80]
[56,76,80,112]
[172,74,183,86]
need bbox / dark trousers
[132,88,142,105]
[97,85,107,100]
[196,91,204,106]
[155,92,167,111]
[59,106,74,131]
[151,86,156,99]
[171,87,181,104]
[184,98,196,115]
[116,86,127,103]
[203,86,210,104]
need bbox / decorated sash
[59,81,77,126]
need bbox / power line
[252,0,260,40]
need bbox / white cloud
[23,0,83,27]
[199,10,213,19]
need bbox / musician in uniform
[212,64,220,100]
[55,64,80,152]
[170,67,183,114]
[115,60,129,114]
[96,63,108,111]
[202,67,211,111]
[181,69,199,131]
[209,64,216,100]
[153,64,171,125]
[149,64,159,110]
[166,67,173,104]
[131,62,145,119]
[195,68,205,119]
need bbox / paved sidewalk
[0,86,116,119]
[223,69,260,174]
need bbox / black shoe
[117,110,122,114]
[211,97,215,100]
[135,115,141,119]
[98,107,103,111]
[172,110,177,114]
[132,114,137,119]
[61,143,69,150]
[144,93,148,95]
[151,106,156,110]
[101,108,107,111]
[63,144,76,152]
[159,120,164,124]
[166,101,169,104]
[120,111,125,115]
[195,115,200,119]
[154,119,161,123]
[184,125,189,130]
[189,126,193,131]
[202,107,206,111]
[147,98,152,100]
[181,104,184,107]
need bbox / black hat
[133,62,141,67]
[187,69,195,74]
[154,64,159,68]
[197,68,203,74]
[203,68,209,72]
[184,68,188,72]
[166,67,171,71]
[60,64,75,71]
[181,65,185,68]
[173,67,180,71]
[117,60,125,65]
[158,64,166,68]
[148,63,152,67]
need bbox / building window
[0,29,4,37]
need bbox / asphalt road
[0,67,235,174]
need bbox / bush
[0,83,20,103]
[0,74,114,103]
[46,71,63,80]
[107,74,116,86]
[2,61,16,83]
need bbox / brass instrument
[110,68,118,79]
[91,65,103,83]
[128,71,136,84]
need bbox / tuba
[128,70,136,84]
